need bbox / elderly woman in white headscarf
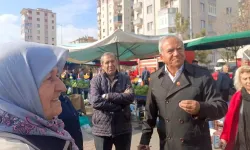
[0,42,78,150]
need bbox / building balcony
[114,4,122,12]
[114,0,122,4]
[133,2,142,12]
[97,7,101,14]
[97,15,101,21]
[97,0,101,7]
[114,14,122,25]
[159,7,178,14]
[133,18,143,27]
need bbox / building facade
[97,0,134,39]
[70,36,97,44]
[20,8,57,45]
[133,0,238,37]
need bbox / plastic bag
[67,87,72,95]
[79,116,90,126]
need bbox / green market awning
[60,30,198,64]
[185,30,250,50]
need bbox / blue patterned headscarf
[0,42,78,149]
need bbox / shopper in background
[141,67,150,85]
[59,94,83,150]
[216,64,233,102]
[220,65,250,150]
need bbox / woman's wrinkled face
[240,72,250,91]
[39,67,67,120]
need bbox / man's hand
[220,139,227,149]
[102,94,109,100]
[179,100,200,115]
[124,88,133,94]
[137,145,150,150]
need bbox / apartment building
[20,8,57,45]
[133,0,238,37]
[70,36,97,44]
[97,0,134,39]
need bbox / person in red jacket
[220,65,250,150]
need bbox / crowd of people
[0,35,249,150]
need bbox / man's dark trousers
[94,133,132,150]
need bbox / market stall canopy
[185,30,250,50]
[237,45,250,59]
[60,29,198,64]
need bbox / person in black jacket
[59,94,83,150]
[138,35,227,150]
[90,52,134,150]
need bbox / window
[208,3,216,16]
[45,13,47,16]
[201,20,205,29]
[165,1,169,6]
[147,5,152,14]
[37,30,40,34]
[170,0,173,6]
[28,10,32,14]
[208,22,213,31]
[52,14,54,17]
[37,24,40,28]
[52,38,54,41]
[52,20,54,24]
[226,7,232,14]
[52,43,54,45]
[52,26,54,29]
[110,20,112,23]
[28,17,32,20]
[37,36,40,40]
[147,22,153,31]
[103,29,105,32]
[200,3,205,12]
[45,25,48,29]
[37,18,40,21]
[36,12,40,15]
[45,19,47,22]
[109,12,112,16]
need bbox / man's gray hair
[100,52,117,64]
[158,35,184,53]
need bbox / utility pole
[61,25,63,44]
[57,24,63,45]
[189,0,193,39]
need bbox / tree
[169,12,189,40]
[233,0,250,32]
[219,49,235,62]
[194,29,212,65]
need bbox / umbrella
[185,30,250,50]
[236,45,250,58]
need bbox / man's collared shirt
[165,65,184,83]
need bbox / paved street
[82,122,220,150]
[83,122,159,150]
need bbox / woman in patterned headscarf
[0,42,78,150]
